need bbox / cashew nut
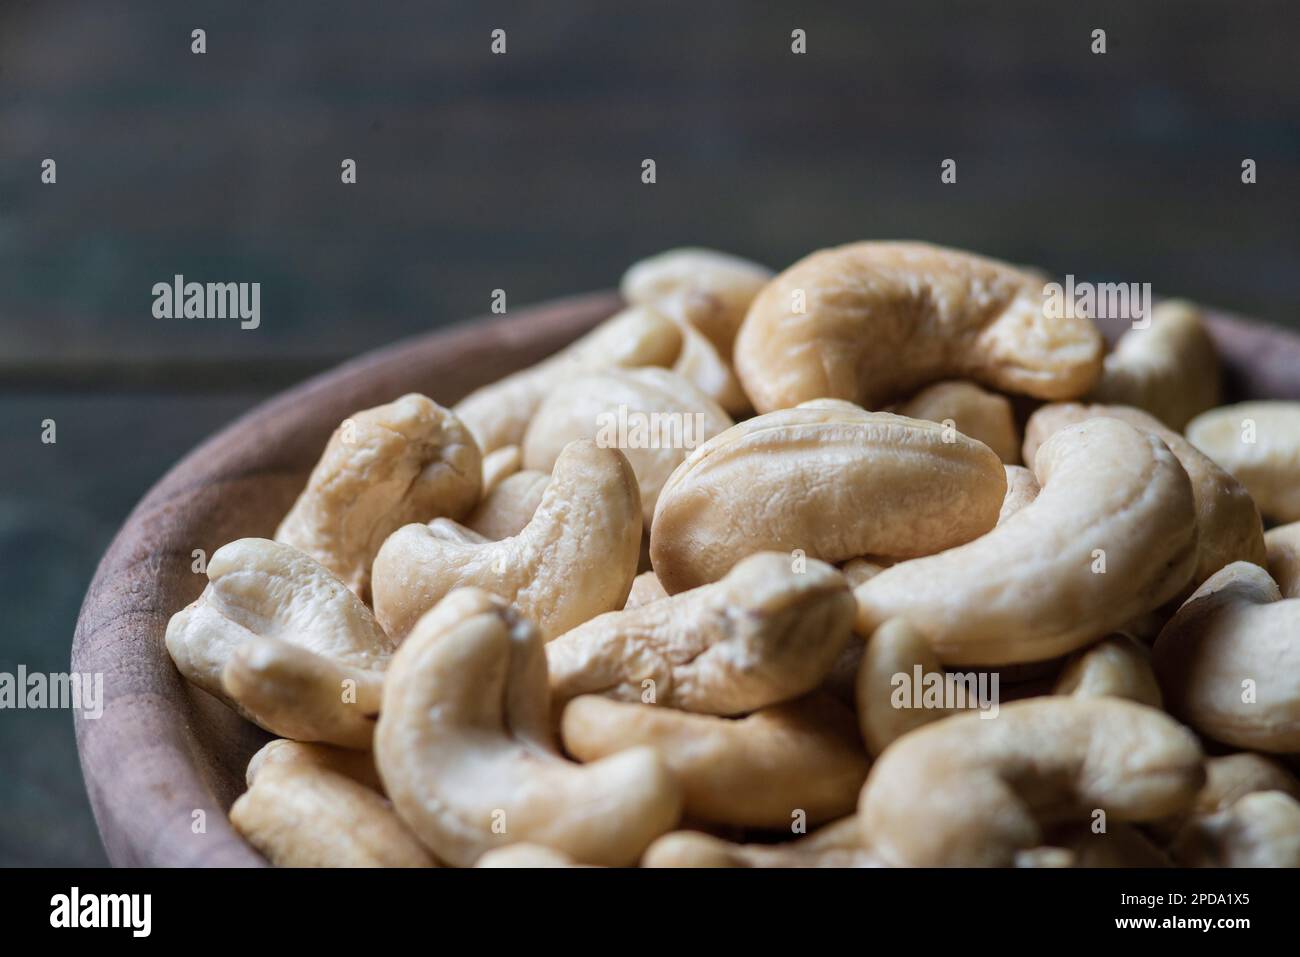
[858,697,1205,867]
[246,738,385,793]
[522,367,733,525]
[1169,791,1300,867]
[651,402,1006,594]
[642,816,880,868]
[453,305,682,453]
[165,538,394,747]
[1051,634,1162,707]
[371,439,642,641]
[998,465,1040,524]
[480,444,522,496]
[561,693,869,828]
[733,241,1103,413]
[1264,519,1300,598]
[855,418,1197,664]
[624,570,668,609]
[1152,561,1300,752]
[1024,402,1265,589]
[374,589,682,866]
[1086,301,1221,430]
[275,394,481,599]
[1187,401,1300,522]
[463,469,548,541]
[898,380,1021,464]
[546,552,853,715]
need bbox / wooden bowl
[72,293,1300,866]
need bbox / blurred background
[1,0,1297,865]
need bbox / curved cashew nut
[453,306,682,454]
[1025,402,1264,589]
[1152,561,1300,752]
[642,817,880,868]
[374,589,681,866]
[998,465,1040,524]
[855,418,1197,664]
[561,693,869,828]
[522,367,733,525]
[1087,301,1221,430]
[231,762,437,868]
[479,444,522,496]
[165,538,394,747]
[1052,634,1162,707]
[371,440,642,641]
[546,552,854,715]
[651,402,1006,594]
[1187,401,1300,522]
[1264,519,1300,599]
[858,697,1205,867]
[275,394,481,599]
[733,241,1102,413]
[463,469,548,541]
[898,380,1021,464]
[246,738,385,794]
[1170,791,1300,868]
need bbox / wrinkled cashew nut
[374,589,682,866]
[734,241,1102,413]
[652,401,1006,594]
[165,538,393,748]
[855,418,1197,664]
[562,692,869,828]
[372,439,642,641]
[275,394,481,599]
[858,697,1204,867]
[546,552,854,716]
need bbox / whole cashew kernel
[898,380,1021,464]
[1169,791,1300,868]
[165,538,394,747]
[733,241,1103,413]
[642,816,880,868]
[463,469,549,541]
[1152,561,1300,752]
[1264,519,1300,598]
[858,697,1205,867]
[651,402,1006,594]
[855,418,1198,664]
[998,464,1040,524]
[1024,402,1265,589]
[561,693,869,828]
[230,763,437,868]
[1051,634,1162,707]
[371,439,642,641]
[546,552,854,716]
[374,589,682,866]
[522,367,733,525]
[275,393,481,599]
[453,306,682,454]
[1187,401,1300,522]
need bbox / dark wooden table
[2,0,1298,866]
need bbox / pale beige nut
[480,445,522,496]
[1025,402,1265,589]
[474,844,587,868]
[230,763,437,868]
[374,589,682,867]
[668,317,753,417]
[1264,519,1300,598]
[1152,561,1300,752]
[855,418,1197,665]
[858,697,1205,867]
[165,538,394,747]
[624,570,668,609]
[733,241,1103,413]
[1052,634,1162,708]
[522,367,733,525]
[1152,753,1300,847]
[841,557,893,588]
[463,469,549,541]
[371,440,642,642]
[651,402,1006,594]
[275,394,481,599]
[245,738,385,793]
[1169,791,1300,867]
[998,465,1040,524]
[898,380,1021,464]
[855,619,993,758]
[642,817,880,868]
[1187,401,1300,522]
[562,693,869,829]
[547,553,854,716]
[453,306,682,454]
[621,247,772,361]
[1087,300,1221,430]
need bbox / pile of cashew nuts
[165,242,1300,867]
